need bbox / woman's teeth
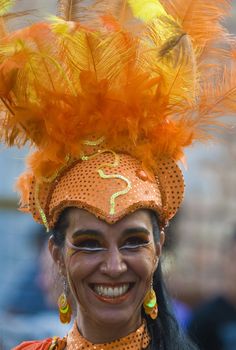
[93,284,130,298]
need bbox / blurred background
[0,1,236,350]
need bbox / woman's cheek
[65,251,100,280]
[128,248,157,276]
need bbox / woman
[48,207,196,350]
[0,0,235,349]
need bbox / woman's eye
[71,239,103,251]
[121,236,149,249]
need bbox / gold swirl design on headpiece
[34,182,50,232]
[81,138,132,215]
[35,155,71,232]
[98,169,132,215]
[82,136,105,147]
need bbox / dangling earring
[143,280,158,320]
[58,279,72,324]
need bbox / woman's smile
[89,282,136,303]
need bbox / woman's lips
[89,283,135,304]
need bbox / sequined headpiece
[0,0,235,230]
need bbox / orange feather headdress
[0,0,235,230]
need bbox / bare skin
[49,209,165,343]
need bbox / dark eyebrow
[71,227,151,240]
[122,227,151,237]
[72,229,103,239]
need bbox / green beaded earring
[143,281,158,319]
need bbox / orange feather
[0,0,235,195]
[160,0,231,45]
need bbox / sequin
[81,148,132,216]
[67,321,150,350]
[136,170,148,182]
[29,153,184,230]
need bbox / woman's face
[52,208,163,328]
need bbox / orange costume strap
[12,337,67,350]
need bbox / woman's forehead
[67,208,153,232]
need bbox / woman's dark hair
[51,208,198,350]
[148,212,198,350]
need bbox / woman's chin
[84,307,140,328]
[78,304,141,329]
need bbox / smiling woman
[49,208,191,349]
[51,209,160,342]
[1,0,236,349]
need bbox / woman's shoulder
[12,337,67,350]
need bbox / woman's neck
[76,313,143,343]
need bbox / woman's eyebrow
[71,227,151,239]
[122,227,151,236]
[72,229,103,239]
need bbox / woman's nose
[100,247,128,277]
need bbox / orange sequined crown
[0,0,235,230]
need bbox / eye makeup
[119,232,151,250]
[66,228,151,256]
[66,232,106,253]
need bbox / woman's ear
[155,229,165,264]
[160,228,165,247]
[48,236,66,275]
[154,230,165,271]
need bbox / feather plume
[0,0,235,191]
[0,1,36,39]
[127,0,169,21]
[0,0,14,16]
[0,0,14,36]
[57,0,168,29]
[57,0,120,24]
[160,0,231,44]
[57,0,83,21]
[199,63,236,120]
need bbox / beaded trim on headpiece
[0,0,235,230]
